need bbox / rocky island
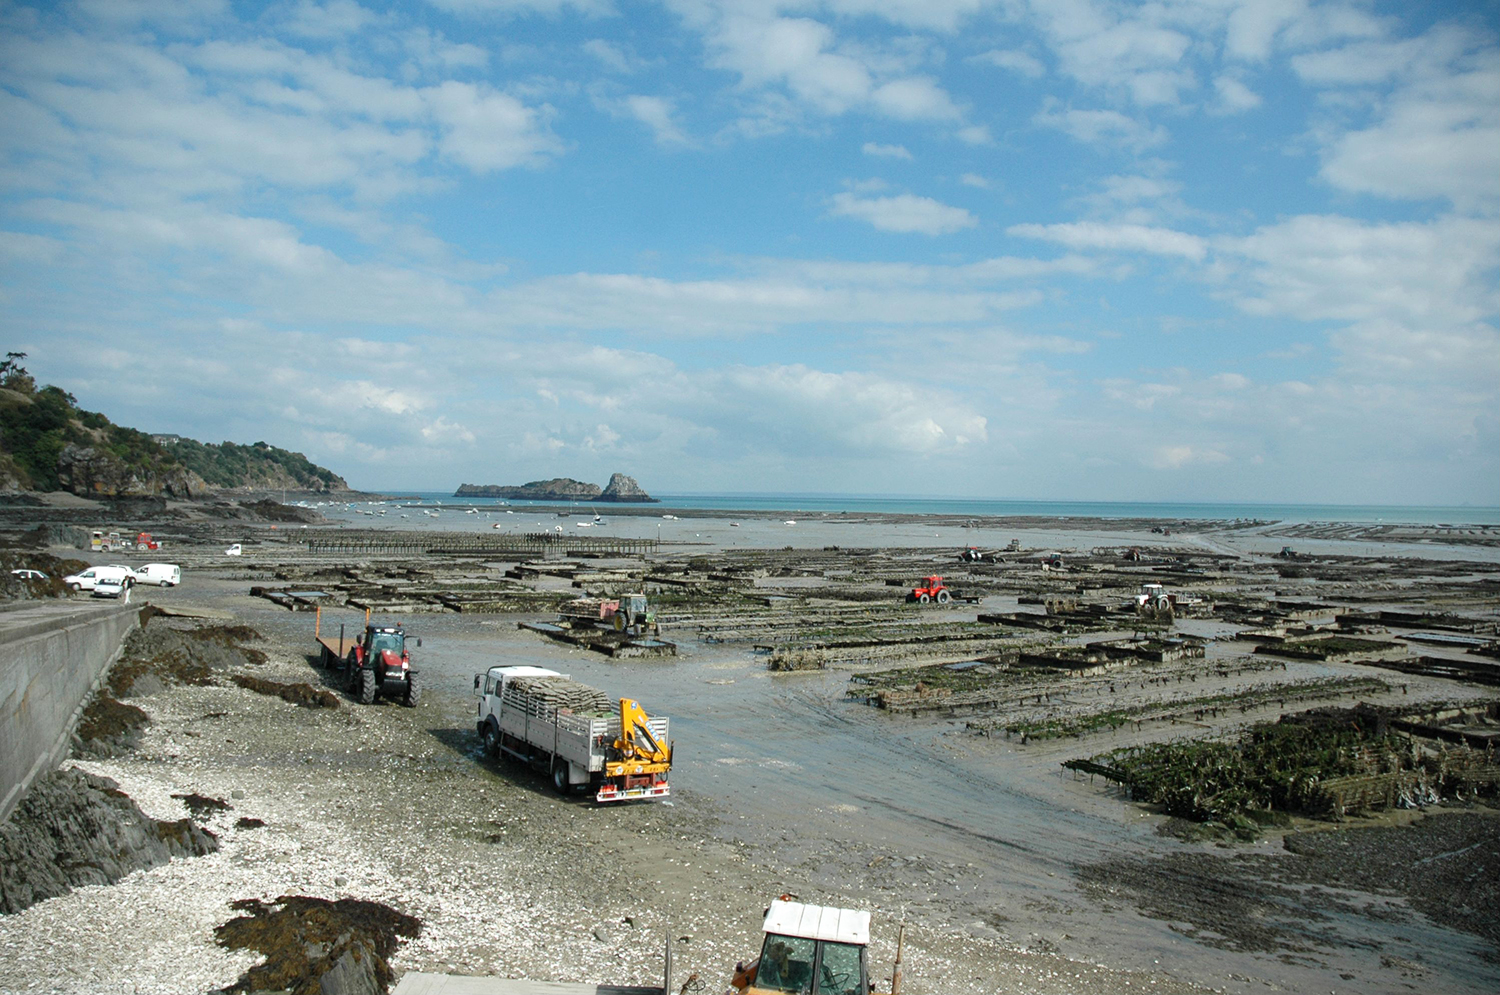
[454,472,656,502]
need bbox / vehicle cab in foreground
[731,900,873,995]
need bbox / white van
[63,565,135,592]
[137,563,181,587]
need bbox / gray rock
[0,768,218,914]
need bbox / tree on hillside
[1,352,36,394]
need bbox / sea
[379,492,1499,527]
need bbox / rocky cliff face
[56,444,209,499]
[455,473,656,502]
[600,473,655,502]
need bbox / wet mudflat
[4,502,1498,994]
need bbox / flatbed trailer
[315,633,359,666]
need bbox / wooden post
[891,924,904,995]
[314,605,321,640]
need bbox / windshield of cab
[755,936,864,995]
[369,632,403,655]
[814,941,864,995]
[756,935,814,993]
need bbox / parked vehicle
[135,532,161,551]
[473,666,671,802]
[9,569,48,581]
[63,566,135,592]
[224,544,243,556]
[136,563,181,587]
[91,577,129,599]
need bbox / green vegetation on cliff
[0,353,347,496]
[160,438,345,491]
[0,353,176,493]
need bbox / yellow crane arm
[605,697,672,776]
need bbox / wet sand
[1,506,1497,994]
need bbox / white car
[91,578,129,599]
[10,568,48,581]
[62,566,136,592]
[225,544,243,556]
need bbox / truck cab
[732,900,871,995]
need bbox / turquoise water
[390,491,1499,526]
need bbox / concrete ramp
[394,975,663,995]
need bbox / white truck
[473,665,672,803]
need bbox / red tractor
[909,575,951,604]
[341,622,420,706]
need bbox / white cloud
[689,10,964,125]
[1009,221,1206,261]
[426,0,615,15]
[1219,214,1500,388]
[1033,101,1167,150]
[1318,64,1498,210]
[1212,74,1262,113]
[617,94,691,145]
[1149,445,1228,470]
[421,416,476,443]
[583,38,631,72]
[955,124,993,145]
[828,192,977,235]
[870,75,961,120]
[279,1,376,39]
[960,173,989,188]
[423,81,562,171]
[974,48,1045,78]
[717,364,988,454]
[862,141,912,159]
[1224,0,1307,61]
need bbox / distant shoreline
[354,491,1500,528]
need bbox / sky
[1,0,1496,504]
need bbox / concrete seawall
[0,601,139,823]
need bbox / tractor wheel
[402,673,419,708]
[345,652,360,691]
[551,760,571,795]
[612,613,625,632]
[918,593,930,603]
[482,723,499,759]
[358,667,377,705]
[936,590,951,604]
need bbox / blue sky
[2,0,1496,504]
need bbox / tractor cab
[733,900,870,995]
[363,624,410,664]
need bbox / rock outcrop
[56,444,208,499]
[455,473,657,502]
[600,472,654,502]
[0,767,218,914]
[212,895,420,995]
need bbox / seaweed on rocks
[72,694,151,757]
[231,674,339,709]
[212,895,421,995]
[108,623,266,697]
[0,768,218,914]
[171,792,232,819]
